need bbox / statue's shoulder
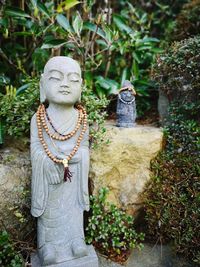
[30,113,37,130]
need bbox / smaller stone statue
[116,80,137,127]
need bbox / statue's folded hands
[44,158,63,185]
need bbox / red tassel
[64,167,72,182]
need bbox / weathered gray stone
[31,245,98,267]
[158,90,169,125]
[98,244,196,267]
[116,80,136,128]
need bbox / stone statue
[116,80,137,127]
[30,56,98,267]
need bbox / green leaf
[4,6,31,18]
[96,39,108,48]
[132,60,139,79]
[140,37,160,43]
[56,14,73,33]
[72,12,83,36]
[0,120,4,144]
[57,0,80,13]
[132,52,141,63]
[16,83,31,96]
[113,14,133,34]
[37,1,50,18]
[137,45,152,51]
[151,47,164,53]
[95,76,119,95]
[83,22,106,39]
[41,39,67,49]
[13,32,33,36]
[121,68,128,87]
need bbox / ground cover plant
[85,187,145,263]
[0,231,23,267]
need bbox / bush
[171,0,200,41]
[130,0,188,39]
[0,231,23,267]
[154,35,200,123]
[85,188,145,263]
[0,77,39,138]
[144,32,200,264]
[143,103,200,263]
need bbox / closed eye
[70,80,79,82]
[49,77,61,81]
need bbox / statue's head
[120,89,135,102]
[40,56,82,105]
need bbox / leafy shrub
[153,35,200,122]
[130,0,188,39]
[171,0,200,41]
[0,77,39,137]
[81,85,109,148]
[85,188,145,263]
[144,32,200,264]
[0,231,23,267]
[143,103,200,263]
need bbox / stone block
[31,245,98,267]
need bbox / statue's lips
[59,91,70,95]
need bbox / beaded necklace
[118,94,135,105]
[36,104,87,182]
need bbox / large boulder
[90,122,163,214]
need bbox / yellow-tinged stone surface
[90,122,163,214]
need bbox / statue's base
[31,245,98,267]
[116,122,136,128]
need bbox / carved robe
[30,113,89,262]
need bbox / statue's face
[41,57,82,105]
[120,89,135,102]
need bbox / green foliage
[129,0,188,40]
[144,34,200,264]
[171,0,200,41]
[82,85,109,148]
[153,35,200,114]
[0,0,162,117]
[143,103,200,263]
[0,77,39,137]
[85,188,145,261]
[0,231,23,267]
[165,104,200,154]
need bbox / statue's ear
[40,74,46,103]
[78,78,83,102]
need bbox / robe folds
[30,113,90,255]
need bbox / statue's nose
[60,79,70,88]
[61,84,69,88]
